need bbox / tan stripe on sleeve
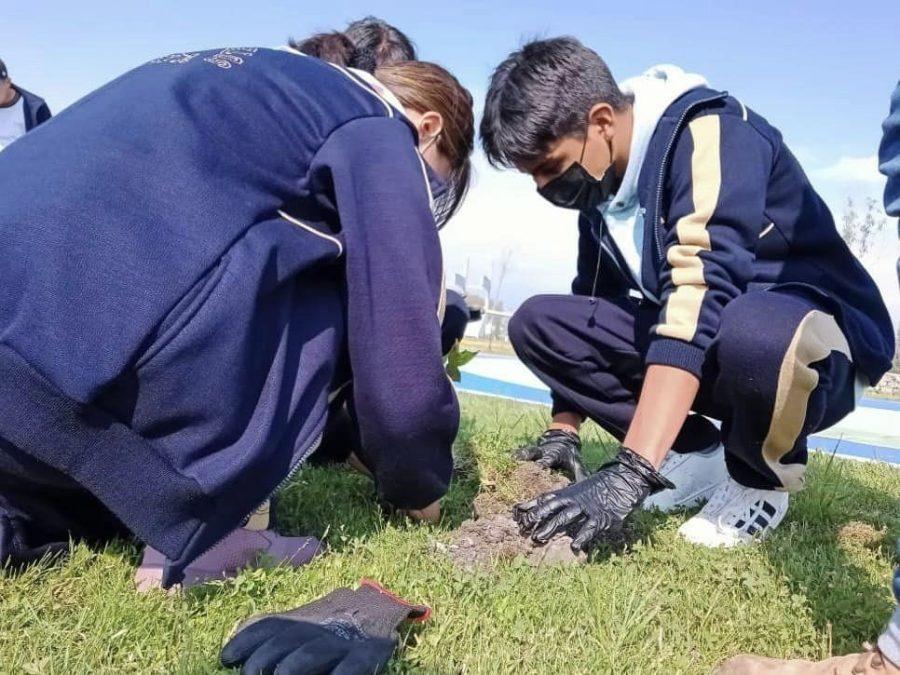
[655,115,722,342]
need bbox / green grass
[1,393,899,674]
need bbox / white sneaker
[643,445,728,513]
[678,477,789,548]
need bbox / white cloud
[442,156,899,328]
[857,226,900,329]
[813,154,886,185]
[809,157,897,326]
[440,158,579,307]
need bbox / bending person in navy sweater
[289,22,482,476]
[0,46,474,589]
[480,38,894,552]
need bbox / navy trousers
[509,289,858,491]
[0,437,129,567]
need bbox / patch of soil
[441,514,586,571]
[442,463,586,571]
[837,521,886,549]
[472,462,570,518]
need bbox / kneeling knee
[508,295,556,355]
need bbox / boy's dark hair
[344,16,416,66]
[0,58,8,81]
[480,37,631,169]
[291,32,360,68]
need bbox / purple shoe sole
[135,528,323,592]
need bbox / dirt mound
[442,462,586,571]
[838,521,886,549]
[472,462,570,518]
[442,514,586,570]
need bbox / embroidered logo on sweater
[150,52,200,65]
[203,47,258,69]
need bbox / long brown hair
[375,61,474,227]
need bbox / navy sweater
[0,48,457,584]
[574,88,895,383]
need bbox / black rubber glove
[514,429,588,482]
[220,579,429,675]
[513,447,674,553]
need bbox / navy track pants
[508,289,858,491]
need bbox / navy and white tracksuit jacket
[17,86,52,131]
[511,85,895,492]
[0,47,457,585]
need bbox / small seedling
[445,341,479,382]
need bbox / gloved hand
[220,579,429,675]
[514,429,589,482]
[513,447,674,553]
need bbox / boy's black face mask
[537,132,616,212]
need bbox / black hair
[290,32,363,68]
[480,36,631,169]
[289,17,415,73]
[344,16,416,66]
[0,58,8,81]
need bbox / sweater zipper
[272,431,324,495]
[188,431,324,563]
[652,93,728,264]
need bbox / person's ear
[417,110,444,141]
[587,103,616,141]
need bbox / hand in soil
[514,447,674,553]
[513,429,588,482]
[472,462,570,519]
[442,463,586,571]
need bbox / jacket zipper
[606,233,645,295]
[593,216,652,300]
[590,218,605,296]
[652,93,728,264]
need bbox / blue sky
[4,0,898,317]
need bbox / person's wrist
[550,411,583,435]
[618,446,675,493]
[548,423,580,437]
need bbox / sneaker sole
[678,503,789,548]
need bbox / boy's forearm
[623,364,700,467]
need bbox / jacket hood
[606,65,708,214]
